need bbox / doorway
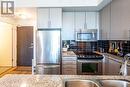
[17,26,33,66]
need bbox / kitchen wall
[0,21,13,66]
[0,17,14,25]
[99,0,130,40]
[0,15,17,66]
[14,8,37,66]
[0,8,37,67]
[14,8,37,26]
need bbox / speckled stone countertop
[62,51,77,57]
[0,74,130,87]
[94,51,130,66]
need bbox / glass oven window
[82,63,98,73]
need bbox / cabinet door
[86,12,98,29]
[62,68,77,75]
[37,8,49,28]
[110,1,125,40]
[75,12,85,31]
[62,57,77,75]
[127,66,130,75]
[99,5,111,40]
[103,55,109,75]
[108,58,121,75]
[50,8,62,28]
[62,12,74,40]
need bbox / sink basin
[100,80,130,87]
[64,79,101,87]
[64,79,130,87]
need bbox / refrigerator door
[36,64,60,74]
[36,29,61,64]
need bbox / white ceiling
[13,0,112,20]
[62,0,112,12]
[13,0,111,9]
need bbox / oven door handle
[77,60,102,63]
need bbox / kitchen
[0,0,130,87]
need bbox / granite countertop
[0,74,130,87]
[62,51,77,57]
[103,53,130,66]
[94,51,130,66]
[63,51,130,66]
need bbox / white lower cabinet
[108,58,121,75]
[127,66,130,75]
[104,54,122,75]
[62,57,77,75]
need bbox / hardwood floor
[8,66,32,74]
[0,66,12,74]
[0,66,32,77]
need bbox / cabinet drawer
[62,57,77,61]
[62,65,77,69]
[62,69,77,75]
[62,61,77,65]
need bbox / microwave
[76,29,97,41]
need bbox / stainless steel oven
[77,59,102,75]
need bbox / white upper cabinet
[75,12,85,31]
[75,12,98,31]
[62,12,75,40]
[86,12,98,29]
[37,8,62,28]
[62,12,99,40]
[49,8,62,28]
[37,8,49,28]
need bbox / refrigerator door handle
[29,46,33,49]
[29,42,34,49]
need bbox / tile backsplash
[62,40,97,52]
[62,40,130,56]
[62,40,70,47]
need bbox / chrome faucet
[119,53,130,76]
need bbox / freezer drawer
[36,65,60,75]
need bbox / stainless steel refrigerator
[36,29,61,75]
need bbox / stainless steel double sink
[64,79,130,87]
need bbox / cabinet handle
[84,23,87,29]
[50,21,51,27]
[120,65,122,68]
[48,21,51,28]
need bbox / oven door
[77,60,102,75]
